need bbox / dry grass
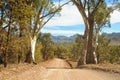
[0,63,34,80]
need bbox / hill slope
[106,33,120,45]
[51,33,120,45]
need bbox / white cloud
[45,3,120,27]
[43,1,120,36]
[110,10,120,24]
[45,4,84,27]
[102,30,120,34]
[41,29,83,37]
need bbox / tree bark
[30,36,37,62]
[72,1,90,66]
[25,36,37,64]
[92,28,99,64]
[3,22,11,67]
[18,28,22,64]
[25,47,32,63]
[77,27,88,66]
[3,48,7,67]
[86,19,97,64]
[18,51,22,64]
[93,26,101,64]
[86,26,94,64]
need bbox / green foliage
[35,43,43,62]
[96,34,120,64]
[0,29,30,64]
[55,44,69,59]
[71,35,83,61]
[109,45,120,63]
[40,33,55,60]
[0,0,60,66]
[12,0,34,20]
[115,2,120,11]
[29,0,59,38]
[94,2,111,27]
[96,34,111,63]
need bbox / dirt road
[1,58,120,80]
[39,58,120,80]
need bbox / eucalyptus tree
[0,0,33,67]
[0,0,20,67]
[71,0,106,65]
[93,2,112,63]
[71,35,83,61]
[96,34,111,63]
[40,33,55,60]
[24,0,71,63]
[71,0,120,66]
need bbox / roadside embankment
[67,60,120,74]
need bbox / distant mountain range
[51,33,120,45]
[51,34,78,43]
[106,33,120,45]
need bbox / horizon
[43,32,120,37]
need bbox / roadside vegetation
[56,34,120,64]
[0,0,70,67]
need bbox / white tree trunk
[30,36,37,62]
[93,30,99,64]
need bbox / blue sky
[41,0,120,37]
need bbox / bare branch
[33,6,43,36]
[83,0,87,9]
[36,14,55,36]
[0,25,8,31]
[42,14,55,27]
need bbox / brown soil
[0,58,120,80]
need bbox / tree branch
[71,0,88,29]
[33,6,43,36]
[83,0,87,9]
[0,25,8,31]
[36,13,55,36]
[91,0,104,15]
[43,14,55,27]
[39,0,71,19]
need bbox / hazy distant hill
[51,34,78,43]
[106,33,120,45]
[51,33,120,45]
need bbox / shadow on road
[46,67,72,69]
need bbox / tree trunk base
[18,53,22,64]
[24,51,32,63]
[77,59,86,67]
[4,62,7,68]
[33,62,37,65]
[24,50,37,65]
